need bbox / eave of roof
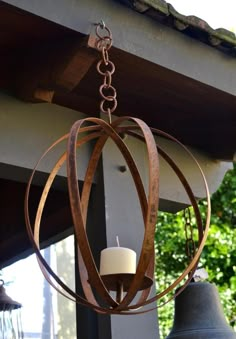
[0,1,235,160]
[119,0,236,56]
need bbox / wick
[116,236,120,247]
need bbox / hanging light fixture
[24,22,211,314]
[0,280,23,338]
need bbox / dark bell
[166,282,236,339]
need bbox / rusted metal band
[68,117,158,309]
[25,120,150,312]
[124,128,210,309]
[25,128,133,314]
[107,117,159,310]
[24,129,107,310]
[25,117,210,314]
[79,130,148,307]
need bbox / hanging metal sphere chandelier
[24,22,211,315]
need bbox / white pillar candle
[99,247,136,275]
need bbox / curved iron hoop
[24,117,210,314]
[25,118,157,312]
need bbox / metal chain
[95,21,117,124]
[183,207,196,262]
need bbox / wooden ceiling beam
[15,36,99,103]
[54,35,98,92]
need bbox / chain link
[95,21,117,124]
[183,208,196,261]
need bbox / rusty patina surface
[24,116,211,314]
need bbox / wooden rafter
[15,36,99,103]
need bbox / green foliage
[155,163,236,338]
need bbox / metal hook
[100,20,106,29]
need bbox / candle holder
[24,22,211,314]
[101,274,153,304]
[101,274,153,292]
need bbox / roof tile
[119,0,236,55]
